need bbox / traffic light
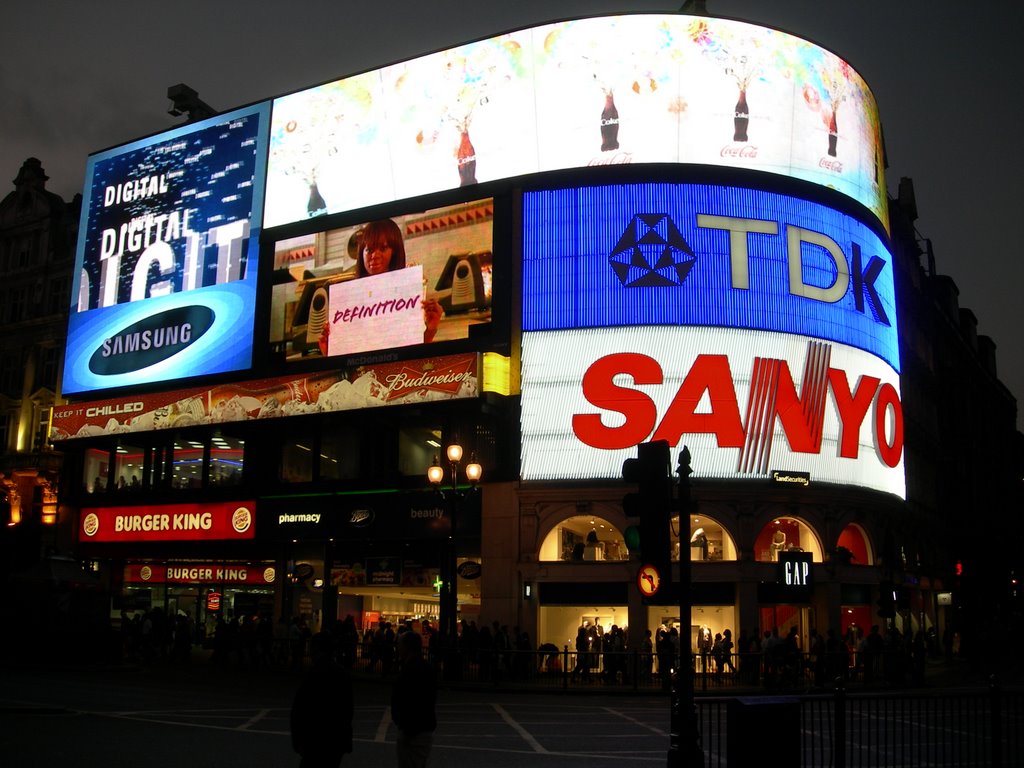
[622,440,672,582]
[876,580,896,618]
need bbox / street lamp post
[428,443,481,680]
[669,445,704,767]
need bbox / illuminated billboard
[50,353,480,440]
[521,326,905,498]
[268,199,492,361]
[63,103,271,395]
[522,182,899,372]
[264,14,885,231]
[79,501,257,543]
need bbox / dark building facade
[0,158,78,571]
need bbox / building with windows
[0,158,78,574]
[32,12,1021,662]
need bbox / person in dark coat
[291,631,354,767]
[391,631,437,768]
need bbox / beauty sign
[327,266,426,355]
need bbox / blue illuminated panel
[63,102,271,395]
[523,183,899,372]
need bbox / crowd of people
[116,605,945,693]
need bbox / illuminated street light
[427,442,481,679]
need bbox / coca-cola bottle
[733,89,749,142]
[827,109,838,157]
[600,92,620,151]
[457,130,477,186]
[307,181,326,216]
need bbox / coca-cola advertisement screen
[264,14,885,232]
[268,199,493,361]
[63,102,272,396]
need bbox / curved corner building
[53,13,932,665]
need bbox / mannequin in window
[583,530,603,561]
[770,529,787,561]
[690,528,709,561]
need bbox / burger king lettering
[113,512,212,532]
[79,501,257,542]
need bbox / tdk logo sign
[610,214,695,287]
[524,183,900,372]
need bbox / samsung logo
[89,306,215,375]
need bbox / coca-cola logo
[587,151,633,167]
[720,144,758,159]
[819,158,843,173]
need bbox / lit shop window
[835,523,874,565]
[83,447,110,493]
[281,437,314,483]
[320,431,358,481]
[399,426,443,478]
[685,516,738,562]
[210,434,245,487]
[113,444,145,491]
[754,517,823,563]
[540,515,629,562]
[171,441,205,490]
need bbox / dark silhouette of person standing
[291,632,354,767]
[391,631,437,768]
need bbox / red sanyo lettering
[571,352,904,468]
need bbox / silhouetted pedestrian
[291,632,354,767]
[391,631,437,768]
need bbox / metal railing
[355,645,964,694]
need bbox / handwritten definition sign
[328,266,424,355]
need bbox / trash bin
[727,696,800,767]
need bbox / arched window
[835,522,873,565]
[680,514,738,562]
[539,514,628,562]
[754,517,823,562]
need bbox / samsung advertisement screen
[63,103,271,396]
[269,198,493,360]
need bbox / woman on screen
[318,218,443,355]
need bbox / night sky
[2,0,1021,428]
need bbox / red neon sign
[80,501,256,542]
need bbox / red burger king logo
[82,512,100,537]
[232,506,252,534]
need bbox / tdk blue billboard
[522,183,898,372]
[63,103,271,395]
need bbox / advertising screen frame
[265,197,496,366]
[63,102,271,396]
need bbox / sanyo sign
[520,326,905,499]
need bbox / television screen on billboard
[268,198,493,361]
[264,14,885,231]
[63,102,271,396]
